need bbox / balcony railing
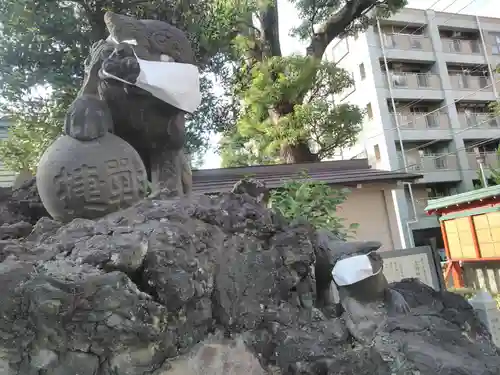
[382,34,433,51]
[457,112,499,129]
[467,152,500,170]
[442,39,482,54]
[449,74,492,91]
[391,112,450,130]
[384,73,441,89]
[401,153,458,172]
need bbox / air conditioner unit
[451,31,464,38]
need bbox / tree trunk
[270,106,319,164]
[280,142,320,163]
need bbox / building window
[359,63,366,79]
[374,144,381,161]
[366,103,373,119]
[332,39,349,63]
[491,32,500,54]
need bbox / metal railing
[449,74,492,91]
[442,39,482,54]
[384,72,441,89]
[382,33,433,51]
[391,112,450,129]
[401,153,458,172]
[467,151,500,170]
[457,113,499,129]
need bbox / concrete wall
[324,7,500,249]
[0,120,16,188]
[336,185,402,251]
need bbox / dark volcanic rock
[0,177,48,225]
[0,189,498,375]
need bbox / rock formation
[0,181,498,375]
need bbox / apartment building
[324,7,500,248]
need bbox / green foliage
[0,93,70,172]
[0,0,254,172]
[223,56,363,165]
[474,146,500,189]
[474,169,500,189]
[290,0,407,41]
[268,172,359,239]
[219,128,279,167]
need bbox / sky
[200,0,500,169]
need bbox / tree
[0,0,407,172]
[268,172,358,239]
[474,146,500,189]
[0,0,251,172]
[219,0,407,166]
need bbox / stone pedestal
[469,291,500,348]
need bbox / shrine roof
[425,185,500,214]
[191,159,421,193]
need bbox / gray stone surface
[0,187,498,374]
[231,178,269,205]
[36,133,148,222]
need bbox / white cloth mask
[331,252,381,286]
[102,46,201,114]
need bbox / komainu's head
[103,11,194,64]
[93,12,195,149]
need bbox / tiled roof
[192,159,421,193]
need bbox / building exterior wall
[335,185,403,251]
[325,7,500,248]
[0,119,15,187]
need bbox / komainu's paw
[64,95,113,141]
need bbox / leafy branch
[268,171,359,239]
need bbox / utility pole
[474,147,488,188]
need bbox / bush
[268,172,359,239]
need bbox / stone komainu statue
[69,11,193,195]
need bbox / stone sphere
[36,133,148,222]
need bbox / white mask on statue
[331,252,381,286]
[101,40,201,114]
